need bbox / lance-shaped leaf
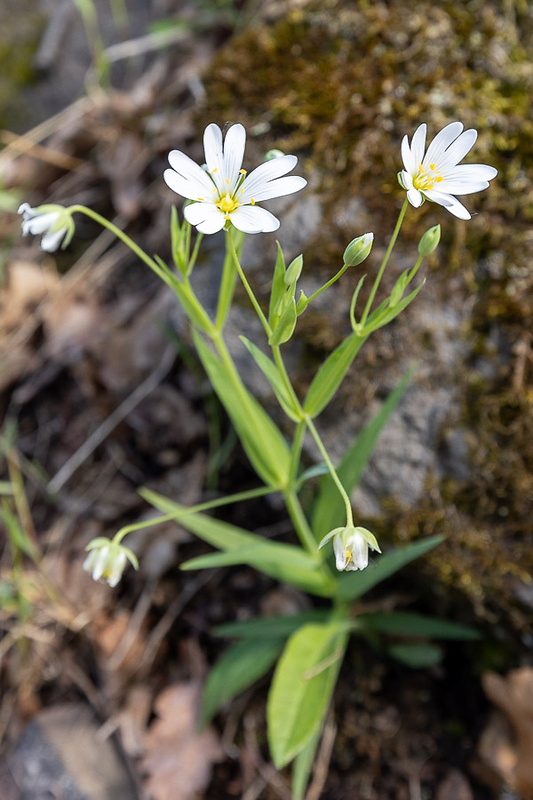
[267,622,348,768]
[312,370,412,538]
[356,611,480,640]
[387,642,443,668]
[201,638,283,726]
[140,491,336,597]
[193,331,291,488]
[268,242,287,327]
[214,610,329,640]
[181,540,319,572]
[240,336,301,421]
[335,535,444,601]
[303,329,367,418]
[269,294,297,346]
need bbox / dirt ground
[1,1,532,799]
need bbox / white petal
[436,179,490,195]
[184,203,225,234]
[166,151,213,190]
[401,134,416,175]
[223,124,246,188]
[349,534,369,570]
[409,123,427,169]
[203,124,225,191]
[41,227,66,252]
[92,546,110,581]
[424,189,471,219]
[230,205,280,233]
[333,536,348,570]
[241,155,298,195]
[240,175,307,203]
[407,187,423,207]
[24,212,59,236]
[107,551,127,587]
[443,164,498,182]
[164,167,213,201]
[18,202,33,217]
[423,121,464,167]
[437,129,478,171]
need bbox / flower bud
[343,232,374,267]
[284,254,303,286]
[264,148,285,161]
[418,224,441,256]
[83,537,138,588]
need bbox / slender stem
[304,415,354,528]
[227,227,272,338]
[186,230,203,276]
[272,344,304,419]
[359,198,409,328]
[306,264,349,305]
[68,205,169,284]
[115,485,275,544]
[284,488,322,558]
[216,236,238,330]
[289,420,306,486]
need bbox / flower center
[345,548,353,564]
[413,162,444,191]
[216,192,240,218]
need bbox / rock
[0,703,137,800]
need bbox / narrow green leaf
[357,611,480,640]
[214,611,329,639]
[201,638,283,726]
[193,331,291,488]
[267,622,348,768]
[268,242,287,326]
[387,642,443,668]
[304,330,367,418]
[312,370,412,537]
[240,336,301,421]
[141,491,336,598]
[336,535,444,601]
[181,540,319,572]
[367,280,426,333]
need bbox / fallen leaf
[141,683,223,800]
[481,667,533,799]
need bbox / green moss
[199,0,533,633]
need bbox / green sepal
[269,294,297,346]
[268,242,287,326]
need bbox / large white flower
[163,123,307,234]
[399,122,497,220]
[18,203,75,252]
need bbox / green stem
[284,488,322,558]
[271,344,305,419]
[227,227,272,338]
[68,205,169,285]
[359,198,409,328]
[216,236,238,330]
[304,415,354,528]
[306,263,350,305]
[115,485,275,544]
[289,420,306,486]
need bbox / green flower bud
[343,232,374,267]
[265,148,285,161]
[284,254,303,286]
[418,224,441,256]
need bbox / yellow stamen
[216,192,239,215]
[250,198,255,205]
[211,168,218,173]
[197,197,204,201]
[413,163,443,191]
[345,549,353,564]
[239,169,247,175]
[225,178,230,185]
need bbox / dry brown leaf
[141,682,223,800]
[481,667,533,799]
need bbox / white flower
[399,122,497,220]
[18,203,75,252]
[318,525,381,572]
[83,537,138,588]
[163,123,307,234]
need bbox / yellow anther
[430,163,436,170]
[250,198,255,205]
[197,197,204,201]
[239,169,247,175]
[216,192,239,214]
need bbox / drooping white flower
[18,203,75,252]
[399,122,497,220]
[83,537,138,588]
[163,123,307,234]
[318,525,381,572]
